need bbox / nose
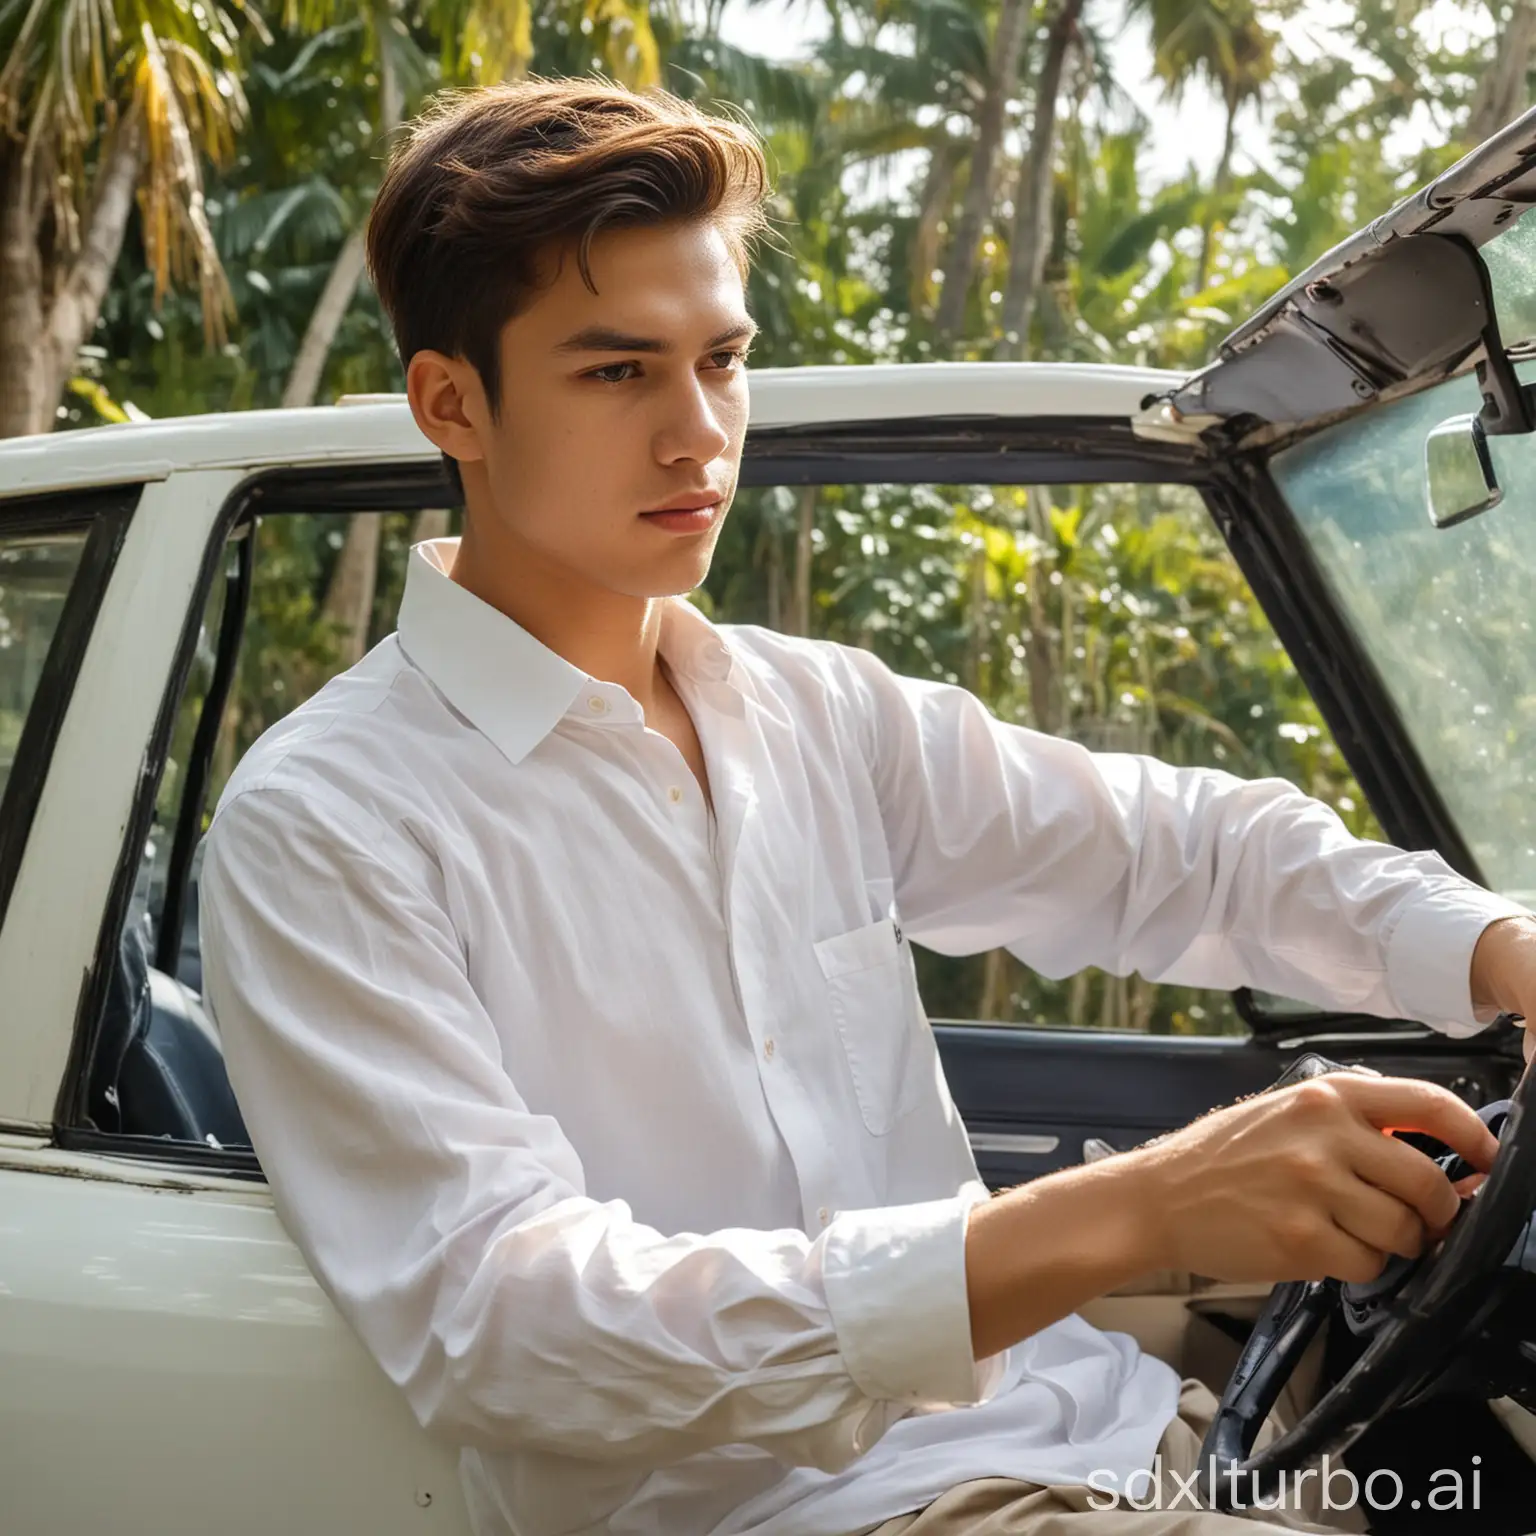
[655,370,734,466]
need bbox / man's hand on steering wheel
[1116,1072,1500,1288]
[1088,915,1536,1509]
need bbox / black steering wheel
[1196,1058,1536,1510]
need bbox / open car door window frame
[0,490,136,938]
[0,472,246,1134]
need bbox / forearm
[968,1070,1505,1341]
[1470,914,1536,1063]
[965,1159,1161,1362]
[1471,913,1536,1016]
[399,1196,894,1468]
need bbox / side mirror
[1425,412,1503,529]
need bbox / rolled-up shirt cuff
[822,1187,1001,1410]
[1385,884,1532,1037]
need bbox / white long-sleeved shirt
[199,536,1527,1536]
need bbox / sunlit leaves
[0,0,254,341]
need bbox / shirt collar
[395,537,738,765]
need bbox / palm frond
[260,18,362,92]
[663,32,823,126]
[1095,184,1205,275]
[450,0,532,83]
[131,23,235,335]
[585,0,660,87]
[219,177,351,259]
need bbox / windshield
[1486,211,1536,351]
[1270,364,1536,905]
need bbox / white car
[8,110,1536,1534]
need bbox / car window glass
[1484,209,1536,352]
[1270,365,1536,906]
[160,489,1372,1042]
[0,531,90,803]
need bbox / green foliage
[0,0,261,338]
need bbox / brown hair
[365,77,772,497]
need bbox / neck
[447,512,669,715]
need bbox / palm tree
[1467,1,1536,145]
[996,0,1083,357]
[281,0,664,415]
[931,0,1032,344]
[0,0,260,436]
[279,0,489,414]
[801,0,1043,341]
[1125,0,1276,294]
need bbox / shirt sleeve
[199,784,992,1474]
[833,645,1531,1037]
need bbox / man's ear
[406,350,488,469]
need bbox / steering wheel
[1195,1057,1536,1511]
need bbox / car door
[0,459,475,1536]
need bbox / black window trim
[0,487,137,938]
[154,526,253,979]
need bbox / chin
[637,574,712,601]
[624,552,718,600]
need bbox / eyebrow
[553,319,759,356]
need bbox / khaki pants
[855,1378,1372,1536]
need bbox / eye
[708,348,751,372]
[588,361,640,384]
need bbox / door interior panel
[934,1023,1521,1190]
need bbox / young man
[200,78,1536,1536]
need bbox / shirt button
[587,694,609,715]
[668,785,684,804]
[818,1206,830,1226]
[763,1037,776,1062]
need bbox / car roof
[0,361,1184,498]
[1157,102,1536,438]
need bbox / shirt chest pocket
[813,915,924,1136]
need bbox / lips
[639,499,722,535]
[642,495,721,515]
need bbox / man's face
[425,219,754,601]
